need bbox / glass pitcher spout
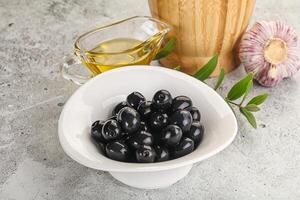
[136,16,172,39]
[134,16,172,50]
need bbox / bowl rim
[58,65,238,172]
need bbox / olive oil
[80,36,162,74]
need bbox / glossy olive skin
[154,144,169,162]
[128,130,153,149]
[148,112,168,130]
[101,119,122,141]
[186,106,201,122]
[126,92,146,109]
[137,101,152,119]
[172,137,194,159]
[171,96,192,112]
[139,121,149,132]
[160,125,183,146]
[152,90,172,110]
[108,115,117,121]
[112,101,130,116]
[136,145,156,163]
[106,140,129,161]
[169,110,193,132]
[185,122,204,146]
[96,142,106,153]
[91,120,106,143]
[120,132,131,142]
[117,107,141,133]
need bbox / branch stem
[228,101,241,107]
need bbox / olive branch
[154,37,269,128]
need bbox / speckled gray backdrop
[0,0,300,199]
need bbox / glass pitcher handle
[61,54,92,85]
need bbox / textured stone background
[0,0,300,199]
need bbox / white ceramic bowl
[58,66,238,189]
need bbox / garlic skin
[239,21,300,87]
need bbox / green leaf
[227,73,253,101]
[193,55,218,81]
[240,79,253,105]
[174,65,181,71]
[240,107,257,128]
[154,37,177,60]
[214,68,225,90]
[244,79,253,98]
[244,104,260,112]
[247,93,269,105]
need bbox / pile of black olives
[90,90,204,163]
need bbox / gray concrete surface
[0,0,300,199]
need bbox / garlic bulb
[239,21,300,87]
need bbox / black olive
[108,115,117,121]
[148,112,168,131]
[152,90,172,111]
[185,122,204,146]
[90,130,106,153]
[112,101,130,116]
[91,120,106,143]
[106,140,129,162]
[172,137,194,159]
[126,92,146,109]
[169,110,193,132]
[151,132,161,145]
[126,153,137,163]
[139,121,149,132]
[171,96,192,112]
[128,130,153,149]
[160,125,183,146]
[186,106,201,122]
[137,101,152,119]
[117,107,141,133]
[96,142,106,153]
[120,132,131,142]
[136,145,156,163]
[154,144,169,162]
[101,119,122,141]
